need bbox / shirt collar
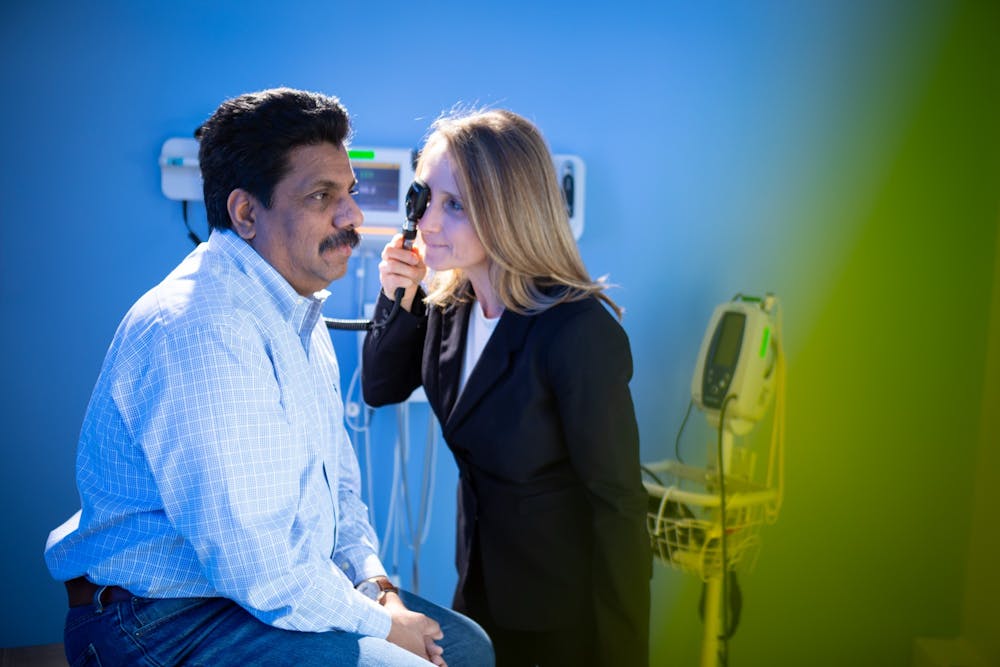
[209,229,329,346]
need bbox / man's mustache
[319,228,361,253]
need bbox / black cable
[674,398,694,464]
[324,287,407,332]
[640,464,663,486]
[699,572,742,642]
[716,394,737,666]
[181,200,203,246]
[324,316,374,331]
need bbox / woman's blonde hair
[420,109,622,319]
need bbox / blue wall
[3,2,996,664]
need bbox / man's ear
[228,189,256,241]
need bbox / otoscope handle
[393,226,416,309]
[328,180,425,332]
[401,223,417,251]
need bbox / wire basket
[643,459,778,581]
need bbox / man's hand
[383,594,446,666]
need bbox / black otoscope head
[402,180,430,249]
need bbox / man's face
[246,142,362,296]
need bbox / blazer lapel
[436,302,471,421]
[445,308,534,433]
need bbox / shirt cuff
[333,552,386,586]
[354,553,388,584]
[355,594,393,639]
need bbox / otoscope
[324,180,430,332]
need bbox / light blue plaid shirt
[45,229,391,638]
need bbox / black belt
[65,576,134,608]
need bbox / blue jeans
[63,588,494,666]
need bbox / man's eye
[310,192,328,201]
[349,186,360,197]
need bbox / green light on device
[349,149,375,160]
[759,327,771,358]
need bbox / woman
[362,109,651,667]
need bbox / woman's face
[415,139,488,278]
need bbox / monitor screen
[711,311,745,368]
[353,162,401,213]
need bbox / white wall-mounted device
[159,137,201,201]
[348,146,416,250]
[553,154,585,241]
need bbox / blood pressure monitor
[691,294,779,435]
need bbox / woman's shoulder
[530,295,633,376]
[534,294,624,338]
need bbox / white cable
[417,411,439,545]
[392,449,402,578]
[394,403,420,591]
[378,429,402,563]
[363,410,376,527]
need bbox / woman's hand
[379,233,427,312]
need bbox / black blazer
[363,290,651,666]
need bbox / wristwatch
[356,576,398,605]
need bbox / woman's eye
[446,198,464,212]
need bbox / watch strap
[373,577,399,601]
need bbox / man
[44,88,492,667]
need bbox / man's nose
[337,196,364,229]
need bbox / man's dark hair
[196,88,352,231]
